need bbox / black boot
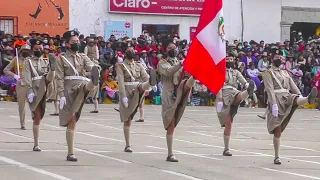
[29,4,42,19]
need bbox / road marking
[0,156,71,180]
[280,145,320,153]
[188,131,247,141]
[261,168,320,180]
[0,130,48,143]
[77,132,124,143]
[90,122,123,131]
[161,170,204,180]
[147,146,223,160]
[75,147,132,164]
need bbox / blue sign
[105,21,133,40]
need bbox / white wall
[242,0,282,43]
[282,0,320,8]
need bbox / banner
[0,0,69,35]
[190,27,197,41]
[109,0,204,16]
[105,21,133,40]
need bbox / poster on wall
[109,0,204,16]
[105,21,133,40]
[0,0,69,35]
[190,27,197,41]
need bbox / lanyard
[61,55,79,76]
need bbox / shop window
[142,24,179,38]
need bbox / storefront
[69,0,320,43]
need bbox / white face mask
[43,39,48,44]
[117,57,123,63]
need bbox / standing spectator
[242,49,258,69]
[285,54,296,76]
[13,35,26,48]
[292,64,303,90]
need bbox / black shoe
[135,119,144,122]
[124,146,132,153]
[166,155,178,162]
[90,66,100,86]
[90,110,99,113]
[33,145,41,152]
[67,154,78,162]
[247,81,255,97]
[274,157,281,165]
[21,126,26,130]
[257,115,266,120]
[50,113,59,116]
[48,54,56,71]
[223,149,232,156]
[149,68,157,86]
[114,108,120,112]
[308,87,317,104]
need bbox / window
[0,16,18,35]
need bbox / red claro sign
[125,22,131,28]
[109,0,205,16]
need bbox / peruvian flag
[183,0,226,94]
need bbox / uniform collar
[125,59,135,65]
[66,50,79,58]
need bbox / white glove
[216,101,223,113]
[14,75,20,81]
[272,104,278,117]
[180,60,185,65]
[245,83,249,89]
[122,97,129,108]
[59,97,66,110]
[28,93,35,103]
[152,85,157,92]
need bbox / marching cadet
[262,55,317,165]
[4,44,31,130]
[216,53,255,157]
[158,39,195,162]
[116,46,157,153]
[56,30,100,162]
[23,39,56,151]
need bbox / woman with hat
[157,38,195,162]
[56,30,100,162]
[22,39,56,152]
[216,52,255,157]
[262,54,317,165]
[3,44,31,130]
[285,54,296,76]
[257,52,270,72]
[116,46,157,153]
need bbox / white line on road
[147,146,223,160]
[188,131,247,141]
[161,170,204,180]
[261,167,320,180]
[77,132,124,142]
[0,130,48,143]
[0,156,72,180]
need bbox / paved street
[0,101,320,180]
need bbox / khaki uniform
[23,56,55,120]
[217,69,247,127]
[116,59,149,122]
[87,59,101,99]
[56,51,95,126]
[158,57,190,129]
[3,57,27,126]
[262,66,300,134]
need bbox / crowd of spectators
[1,30,320,109]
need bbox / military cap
[29,39,43,48]
[63,30,79,40]
[19,44,31,52]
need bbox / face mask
[33,50,42,58]
[70,43,80,52]
[273,59,282,67]
[117,57,123,63]
[43,40,48,44]
[125,51,135,59]
[238,46,243,49]
[62,43,66,47]
[22,52,29,58]
[226,62,234,69]
[168,49,178,58]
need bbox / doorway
[291,22,320,40]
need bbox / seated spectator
[242,49,258,69]
[258,52,270,72]
[193,80,210,106]
[105,42,114,57]
[292,64,303,90]
[285,54,296,76]
[247,62,262,88]
[101,74,119,103]
[99,52,112,71]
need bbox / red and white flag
[183,0,226,94]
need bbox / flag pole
[15,48,20,76]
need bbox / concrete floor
[0,102,320,180]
